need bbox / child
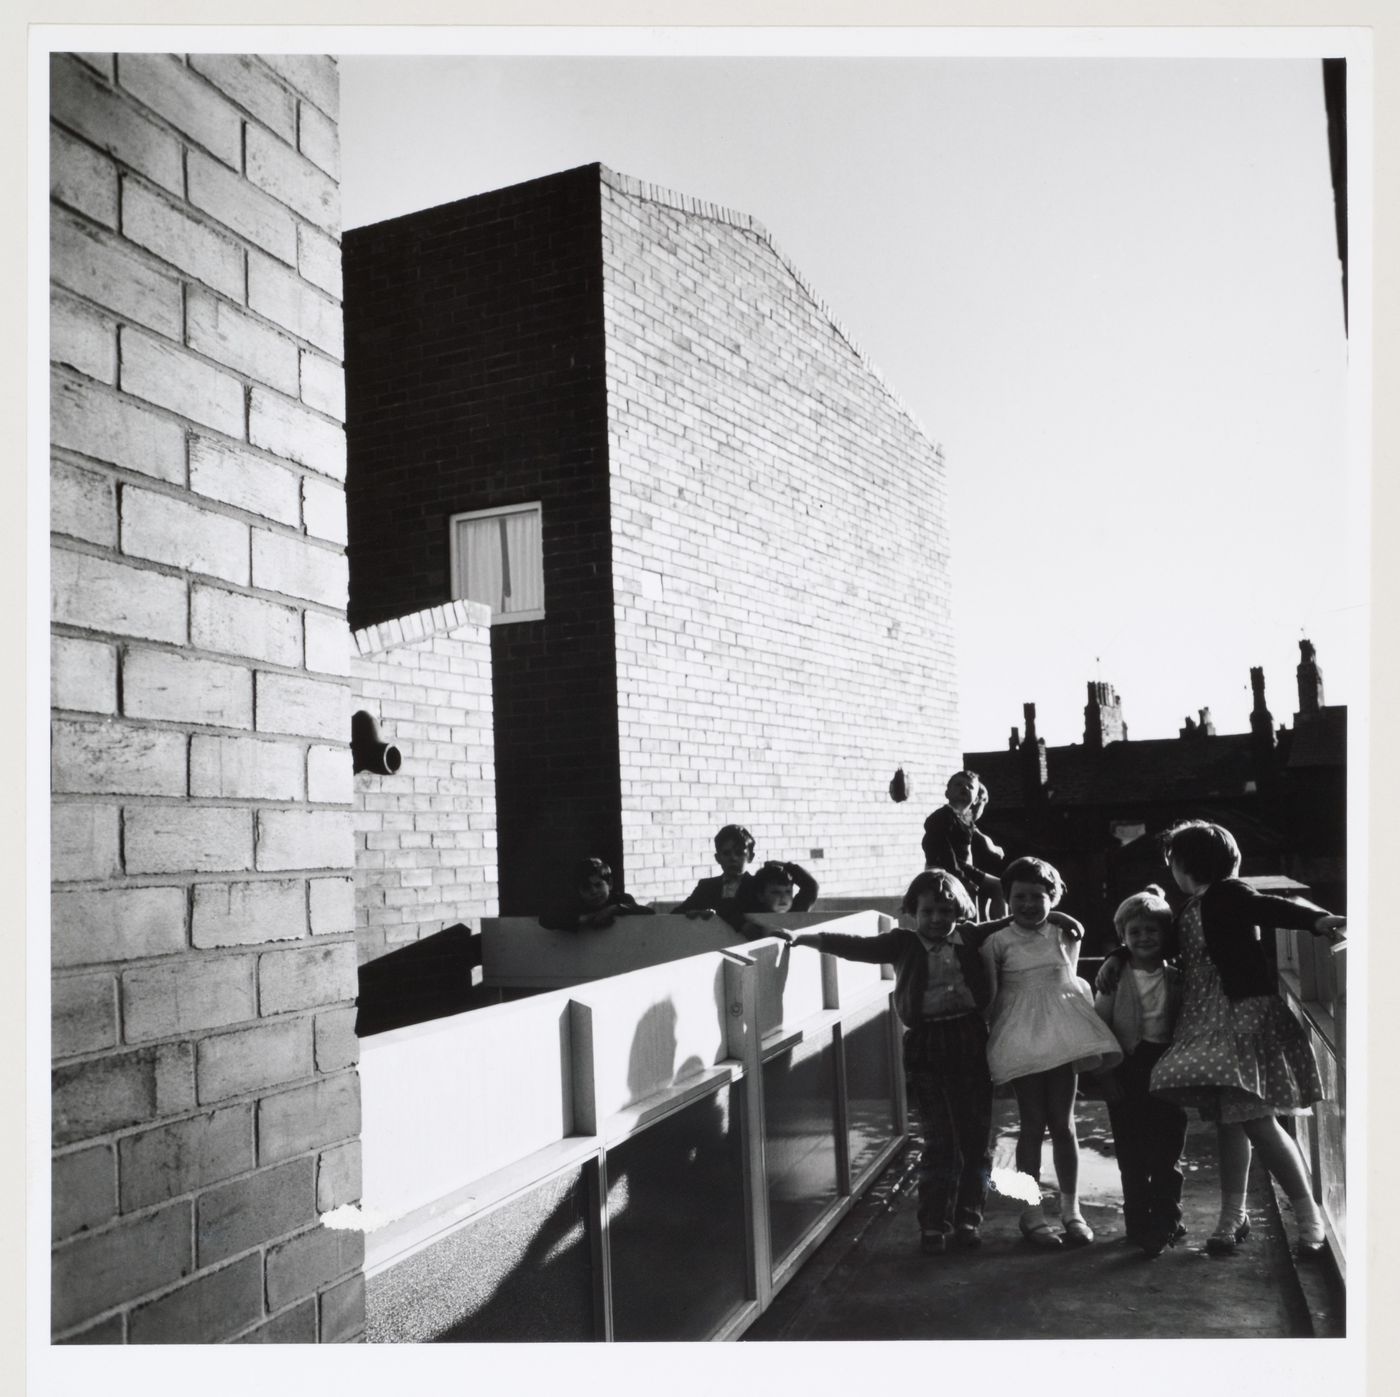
[922,771,1006,916]
[1099,820,1345,1258]
[1094,885,1188,1257]
[672,824,757,925]
[790,870,993,1255]
[539,857,655,933]
[743,859,820,915]
[982,856,1123,1248]
[673,826,818,929]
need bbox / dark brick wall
[343,166,621,913]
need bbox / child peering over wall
[539,857,656,933]
[673,825,818,930]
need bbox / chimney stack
[1084,680,1126,749]
[1296,638,1324,716]
[1250,666,1276,749]
[1021,702,1048,797]
[1008,726,1021,751]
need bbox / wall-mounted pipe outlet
[352,710,402,775]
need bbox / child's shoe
[952,1223,982,1250]
[920,1230,947,1256]
[1205,1215,1250,1256]
[1018,1209,1062,1249]
[1061,1215,1094,1248]
[1139,1221,1187,1258]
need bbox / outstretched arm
[1094,947,1128,995]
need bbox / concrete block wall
[598,169,960,902]
[349,602,499,965]
[49,52,363,1343]
[344,167,621,915]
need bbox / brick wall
[344,167,620,914]
[349,602,498,965]
[598,170,960,902]
[49,52,363,1343]
[343,163,959,915]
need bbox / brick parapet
[350,599,491,658]
[349,608,498,966]
[49,51,362,1343]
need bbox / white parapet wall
[358,910,901,1339]
[480,909,894,990]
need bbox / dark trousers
[903,1013,994,1235]
[1107,1040,1189,1238]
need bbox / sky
[338,46,1360,756]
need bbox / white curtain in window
[499,508,542,614]
[461,517,505,612]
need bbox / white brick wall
[49,51,362,1344]
[349,602,498,965]
[599,171,960,904]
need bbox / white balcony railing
[357,910,907,1341]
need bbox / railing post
[569,1000,613,1341]
[724,951,773,1311]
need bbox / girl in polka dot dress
[1107,821,1345,1258]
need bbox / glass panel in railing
[1313,1041,1346,1253]
[763,1030,840,1265]
[366,1166,594,1342]
[761,1030,834,1271]
[842,1000,901,1187]
[606,1085,748,1341]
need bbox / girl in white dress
[982,856,1123,1248]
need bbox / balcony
[354,905,1345,1342]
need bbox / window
[449,503,544,623]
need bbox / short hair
[1113,884,1174,940]
[752,861,794,894]
[714,824,756,858]
[1162,820,1241,883]
[572,856,612,887]
[902,868,977,921]
[945,770,989,820]
[1000,856,1065,902]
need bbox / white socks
[1216,1190,1247,1235]
[1059,1191,1084,1224]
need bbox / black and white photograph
[29,11,1383,1391]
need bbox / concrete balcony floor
[745,1098,1344,1342]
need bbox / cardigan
[1100,879,1329,1002]
[802,924,993,1028]
[1195,878,1330,1000]
[1094,964,1182,1054]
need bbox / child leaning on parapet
[742,860,820,915]
[538,857,656,933]
[789,869,1000,1256]
[672,826,818,929]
